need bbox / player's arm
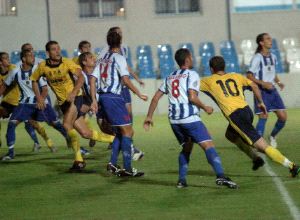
[143,90,164,131]
[68,63,84,102]
[127,65,144,87]
[188,89,213,114]
[89,75,98,114]
[0,80,7,96]
[274,75,284,90]
[249,82,267,114]
[31,64,45,109]
[0,71,16,96]
[246,72,273,90]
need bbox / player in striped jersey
[98,27,145,160]
[144,48,237,188]
[90,31,147,177]
[247,33,287,148]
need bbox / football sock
[178,151,190,181]
[8,145,14,156]
[256,118,267,136]
[131,143,141,154]
[32,121,50,142]
[6,121,17,147]
[265,146,293,168]
[110,134,121,165]
[91,130,114,143]
[52,120,68,138]
[205,147,224,177]
[270,120,286,138]
[24,121,39,144]
[67,129,83,162]
[121,136,132,171]
[235,137,258,160]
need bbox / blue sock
[24,121,39,144]
[6,121,17,149]
[271,120,286,137]
[178,151,190,181]
[256,118,267,136]
[52,120,67,138]
[121,136,132,171]
[110,134,121,165]
[205,147,224,178]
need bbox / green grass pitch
[0,109,299,220]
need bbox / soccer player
[73,40,92,65]
[90,31,147,177]
[200,56,300,177]
[31,41,113,171]
[0,50,68,159]
[247,33,287,148]
[144,48,238,188]
[98,26,145,160]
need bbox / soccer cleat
[116,168,144,177]
[106,162,121,174]
[2,153,14,161]
[46,138,54,148]
[89,139,96,148]
[176,180,188,188]
[132,151,144,161]
[216,176,238,189]
[80,147,90,156]
[269,136,278,148]
[69,161,86,171]
[32,143,41,152]
[290,164,300,178]
[252,156,265,171]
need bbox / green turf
[0,109,299,220]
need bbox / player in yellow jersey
[200,56,299,177]
[31,41,115,171]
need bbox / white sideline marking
[263,156,300,220]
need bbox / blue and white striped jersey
[97,44,128,61]
[5,64,48,104]
[82,70,99,101]
[159,69,201,124]
[248,53,277,84]
[91,52,129,95]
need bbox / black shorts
[0,101,17,118]
[226,105,261,145]
[59,96,84,119]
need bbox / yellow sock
[265,146,293,168]
[91,130,115,143]
[67,129,83,162]
[33,122,49,141]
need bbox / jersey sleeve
[66,59,82,75]
[200,78,209,92]
[38,77,48,87]
[188,71,200,91]
[30,63,43,81]
[118,56,130,77]
[4,70,17,86]
[158,78,168,94]
[248,54,260,75]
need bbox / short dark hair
[0,52,8,61]
[108,26,120,35]
[78,40,91,50]
[107,32,121,49]
[255,33,268,54]
[175,48,191,67]
[21,43,31,51]
[78,52,92,68]
[20,49,32,60]
[209,56,225,72]
[45,40,59,52]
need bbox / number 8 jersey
[159,69,200,124]
[200,73,253,116]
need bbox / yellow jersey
[0,64,20,106]
[200,73,253,116]
[30,58,82,105]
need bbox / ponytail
[255,33,268,54]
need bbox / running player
[247,33,287,148]
[200,56,299,177]
[144,48,238,188]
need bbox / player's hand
[257,102,267,115]
[138,93,148,101]
[90,101,98,114]
[262,82,273,90]
[277,82,285,90]
[204,106,214,115]
[66,92,76,103]
[36,97,46,110]
[143,117,153,131]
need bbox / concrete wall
[131,73,300,116]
